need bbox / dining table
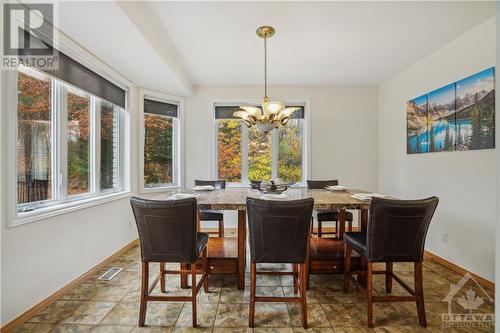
[154,187,372,290]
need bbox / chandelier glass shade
[233,26,299,133]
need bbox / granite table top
[150,187,372,210]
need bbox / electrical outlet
[441,232,447,243]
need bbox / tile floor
[14,244,494,333]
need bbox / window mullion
[301,120,306,184]
[57,81,68,203]
[95,99,101,194]
[241,123,249,185]
[118,107,125,190]
[213,120,219,179]
[271,129,279,180]
[89,96,97,193]
[172,116,179,186]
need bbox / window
[99,100,121,191]
[217,120,242,182]
[248,127,272,181]
[142,95,181,190]
[215,104,307,185]
[14,64,126,217]
[277,119,303,182]
[67,87,90,195]
[17,66,53,205]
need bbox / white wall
[184,85,378,189]
[378,17,497,281]
[495,2,499,325]
[184,85,378,227]
[0,36,140,325]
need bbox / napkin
[193,185,215,191]
[262,193,289,200]
[325,185,346,191]
[351,193,388,201]
[168,193,199,200]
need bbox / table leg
[360,208,368,232]
[238,210,247,290]
[180,263,188,288]
[196,209,201,232]
[338,208,346,240]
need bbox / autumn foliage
[217,119,303,183]
[144,114,173,184]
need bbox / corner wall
[377,17,497,281]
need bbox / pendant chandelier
[233,26,300,133]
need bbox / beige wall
[495,1,499,322]
[378,17,497,281]
[184,85,379,190]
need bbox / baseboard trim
[424,250,494,290]
[1,239,139,333]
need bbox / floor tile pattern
[14,245,494,332]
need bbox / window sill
[140,185,181,194]
[10,191,133,228]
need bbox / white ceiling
[55,1,495,94]
[56,1,192,95]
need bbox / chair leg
[310,216,314,235]
[348,220,352,232]
[385,262,393,294]
[203,247,209,293]
[160,262,166,293]
[293,264,298,294]
[139,262,149,327]
[343,243,352,293]
[300,263,308,329]
[218,220,224,237]
[317,221,322,238]
[249,262,256,328]
[414,262,427,327]
[191,263,197,327]
[367,262,374,328]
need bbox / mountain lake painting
[406,94,429,154]
[456,67,495,150]
[428,83,456,152]
[406,67,495,155]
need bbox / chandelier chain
[264,37,267,99]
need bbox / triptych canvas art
[406,67,496,154]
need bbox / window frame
[211,99,310,187]
[5,60,130,227]
[139,89,183,193]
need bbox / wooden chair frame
[197,210,224,238]
[314,218,353,238]
[249,262,309,328]
[343,243,426,328]
[139,247,209,327]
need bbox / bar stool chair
[307,180,353,237]
[246,197,314,328]
[250,180,262,189]
[195,180,226,237]
[343,196,439,328]
[130,197,209,327]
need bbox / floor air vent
[98,267,123,281]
